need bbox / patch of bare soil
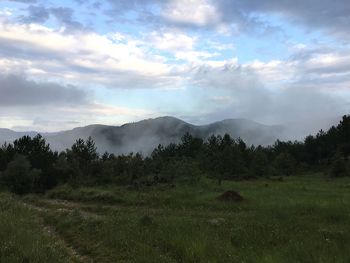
[217,191,244,202]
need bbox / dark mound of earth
[218,191,244,202]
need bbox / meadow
[1,174,350,262]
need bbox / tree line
[0,115,349,194]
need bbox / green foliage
[250,150,269,177]
[160,157,202,185]
[1,155,42,195]
[69,137,99,163]
[0,135,58,193]
[64,137,101,186]
[178,132,204,158]
[274,152,296,176]
[203,134,248,184]
[53,152,74,184]
[330,151,349,178]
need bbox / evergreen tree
[330,151,348,178]
[274,152,296,176]
[2,155,41,194]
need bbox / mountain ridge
[0,116,341,155]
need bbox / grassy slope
[3,174,350,262]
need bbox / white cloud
[0,8,13,17]
[0,21,181,89]
[148,31,196,52]
[175,50,219,62]
[211,95,233,103]
[147,30,225,63]
[162,0,221,27]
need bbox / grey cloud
[105,0,349,39]
[189,57,349,125]
[33,118,79,126]
[215,0,350,39]
[0,36,70,63]
[102,0,267,35]
[19,5,50,23]
[102,0,259,32]
[50,7,86,31]
[10,119,80,132]
[198,84,347,126]
[0,74,88,106]
[91,1,102,9]
[289,46,334,61]
[105,0,169,26]
[73,0,84,5]
[287,47,350,86]
[105,0,226,31]
[266,86,344,124]
[18,5,86,32]
[107,0,160,11]
[190,62,260,90]
[14,0,350,39]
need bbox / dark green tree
[250,150,269,177]
[2,155,41,194]
[329,151,348,178]
[66,137,100,186]
[9,135,57,192]
[274,152,296,176]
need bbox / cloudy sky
[0,0,349,132]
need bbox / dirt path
[22,202,95,263]
[24,199,104,219]
[27,197,231,219]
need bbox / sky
[0,0,349,132]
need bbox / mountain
[0,128,38,144]
[0,116,342,155]
[43,117,285,154]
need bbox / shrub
[330,152,349,178]
[2,155,41,195]
[274,152,296,176]
[160,158,202,185]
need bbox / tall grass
[0,193,76,263]
[31,175,350,262]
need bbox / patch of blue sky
[0,1,22,10]
[0,2,24,20]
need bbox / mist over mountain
[0,116,341,155]
[0,128,38,144]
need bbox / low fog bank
[277,116,342,142]
[0,116,343,155]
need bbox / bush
[250,151,269,177]
[330,152,349,178]
[274,152,296,176]
[1,155,41,195]
[160,158,202,185]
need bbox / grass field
[1,174,350,262]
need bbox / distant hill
[0,128,38,144]
[43,117,285,154]
[0,116,341,155]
